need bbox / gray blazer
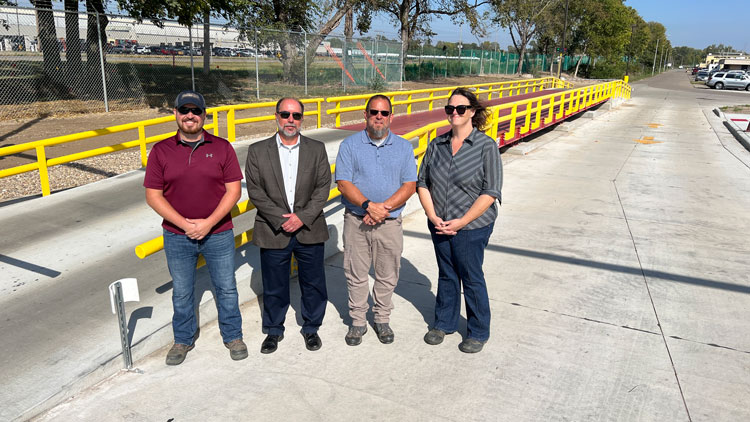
[245,134,331,249]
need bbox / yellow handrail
[133,78,630,265]
[0,98,324,196]
[325,77,564,127]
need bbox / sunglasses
[177,106,204,115]
[444,105,472,115]
[278,111,303,120]
[368,109,391,117]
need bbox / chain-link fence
[1,5,587,120]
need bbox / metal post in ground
[303,29,308,95]
[95,11,109,112]
[108,278,140,371]
[652,38,659,76]
[399,41,403,89]
[254,28,260,100]
[189,25,195,91]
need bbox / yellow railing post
[36,145,50,196]
[138,126,148,167]
[334,101,342,127]
[212,111,219,137]
[545,96,555,124]
[227,109,236,143]
[487,85,493,101]
[533,98,542,129]
[428,92,434,110]
[407,94,413,114]
[491,107,500,140]
[317,100,322,128]
[507,104,518,140]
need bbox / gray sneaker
[345,325,367,346]
[224,339,248,361]
[165,343,194,365]
[424,329,446,345]
[374,322,394,344]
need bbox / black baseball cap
[174,90,206,110]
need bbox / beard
[278,123,300,138]
[367,125,388,140]
[177,118,203,135]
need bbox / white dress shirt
[276,133,300,211]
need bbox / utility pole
[651,38,659,75]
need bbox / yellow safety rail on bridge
[325,77,572,127]
[134,78,630,266]
[0,78,571,198]
[0,99,325,197]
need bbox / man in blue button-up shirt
[335,94,417,346]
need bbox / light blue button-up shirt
[334,130,417,218]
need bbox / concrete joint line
[612,181,693,422]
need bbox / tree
[230,0,361,82]
[31,0,61,73]
[64,0,82,70]
[363,0,489,80]
[491,0,558,74]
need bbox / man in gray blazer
[245,97,332,354]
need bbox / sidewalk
[35,75,750,421]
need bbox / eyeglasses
[177,106,204,115]
[368,109,391,117]
[444,105,472,115]
[278,111,303,120]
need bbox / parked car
[695,70,710,81]
[134,45,149,54]
[108,45,125,54]
[706,72,750,90]
[148,46,162,55]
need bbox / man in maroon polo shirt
[144,90,247,365]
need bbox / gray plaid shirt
[417,128,502,230]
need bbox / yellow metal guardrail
[325,77,572,127]
[0,99,324,197]
[134,78,630,266]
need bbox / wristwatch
[361,200,370,210]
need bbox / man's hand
[366,202,391,223]
[362,214,378,226]
[184,218,213,240]
[281,213,304,232]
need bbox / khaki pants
[343,211,404,326]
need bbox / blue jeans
[260,236,327,336]
[163,229,243,345]
[428,222,494,342]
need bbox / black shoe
[424,329,446,345]
[303,332,322,351]
[458,338,486,353]
[345,325,367,346]
[261,334,283,354]
[373,322,394,344]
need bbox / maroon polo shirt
[144,130,243,235]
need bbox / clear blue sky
[624,0,747,51]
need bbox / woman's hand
[434,218,465,235]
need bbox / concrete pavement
[7,70,750,421]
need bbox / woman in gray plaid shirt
[417,87,503,354]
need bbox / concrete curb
[714,107,750,152]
